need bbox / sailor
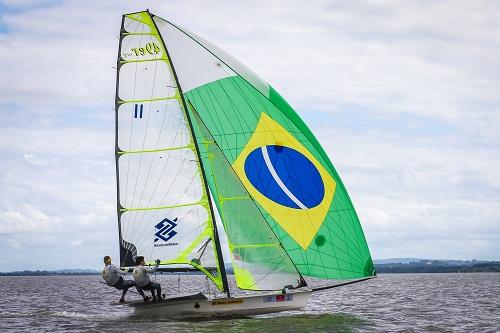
[101,255,148,303]
[133,256,162,302]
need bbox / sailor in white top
[133,256,162,302]
[101,256,147,303]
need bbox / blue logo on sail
[154,217,178,243]
[244,145,325,209]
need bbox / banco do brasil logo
[154,217,178,247]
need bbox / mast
[114,14,125,266]
[149,11,231,297]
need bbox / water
[0,273,499,332]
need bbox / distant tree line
[375,260,500,273]
[2,260,500,276]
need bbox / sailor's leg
[134,282,146,298]
[113,277,126,303]
[120,280,134,300]
[155,282,162,300]
[142,283,156,302]
[150,288,157,302]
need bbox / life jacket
[133,265,150,287]
[101,265,121,286]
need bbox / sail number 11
[131,42,161,56]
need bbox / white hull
[127,291,311,319]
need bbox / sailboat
[113,10,375,319]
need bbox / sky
[0,0,499,271]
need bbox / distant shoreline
[2,260,500,276]
[375,260,500,274]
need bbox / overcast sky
[1,0,499,271]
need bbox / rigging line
[135,155,191,236]
[128,48,162,231]
[137,110,184,216]
[311,215,341,276]
[187,101,307,287]
[192,86,239,162]
[129,61,162,233]
[239,256,289,291]
[127,144,182,242]
[196,90,236,161]
[220,74,268,128]
[197,73,256,152]
[339,207,369,261]
[135,98,195,232]
[331,210,366,267]
[311,276,375,292]
[131,156,205,249]
[127,158,199,244]
[133,98,176,242]
[164,31,244,143]
[211,78,258,148]
[136,122,185,238]
[123,16,135,31]
[138,149,200,235]
[324,210,366,268]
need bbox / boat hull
[128,291,311,319]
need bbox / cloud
[0,203,61,234]
[0,0,499,271]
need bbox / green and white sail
[115,12,226,291]
[115,10,374,293]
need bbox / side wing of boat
[128,291,311,319]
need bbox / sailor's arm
[110,265,128,275]
[145,259,160,273]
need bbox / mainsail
[115,10,374,294]
[114,11,227,291]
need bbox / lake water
[0,273,499,332]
